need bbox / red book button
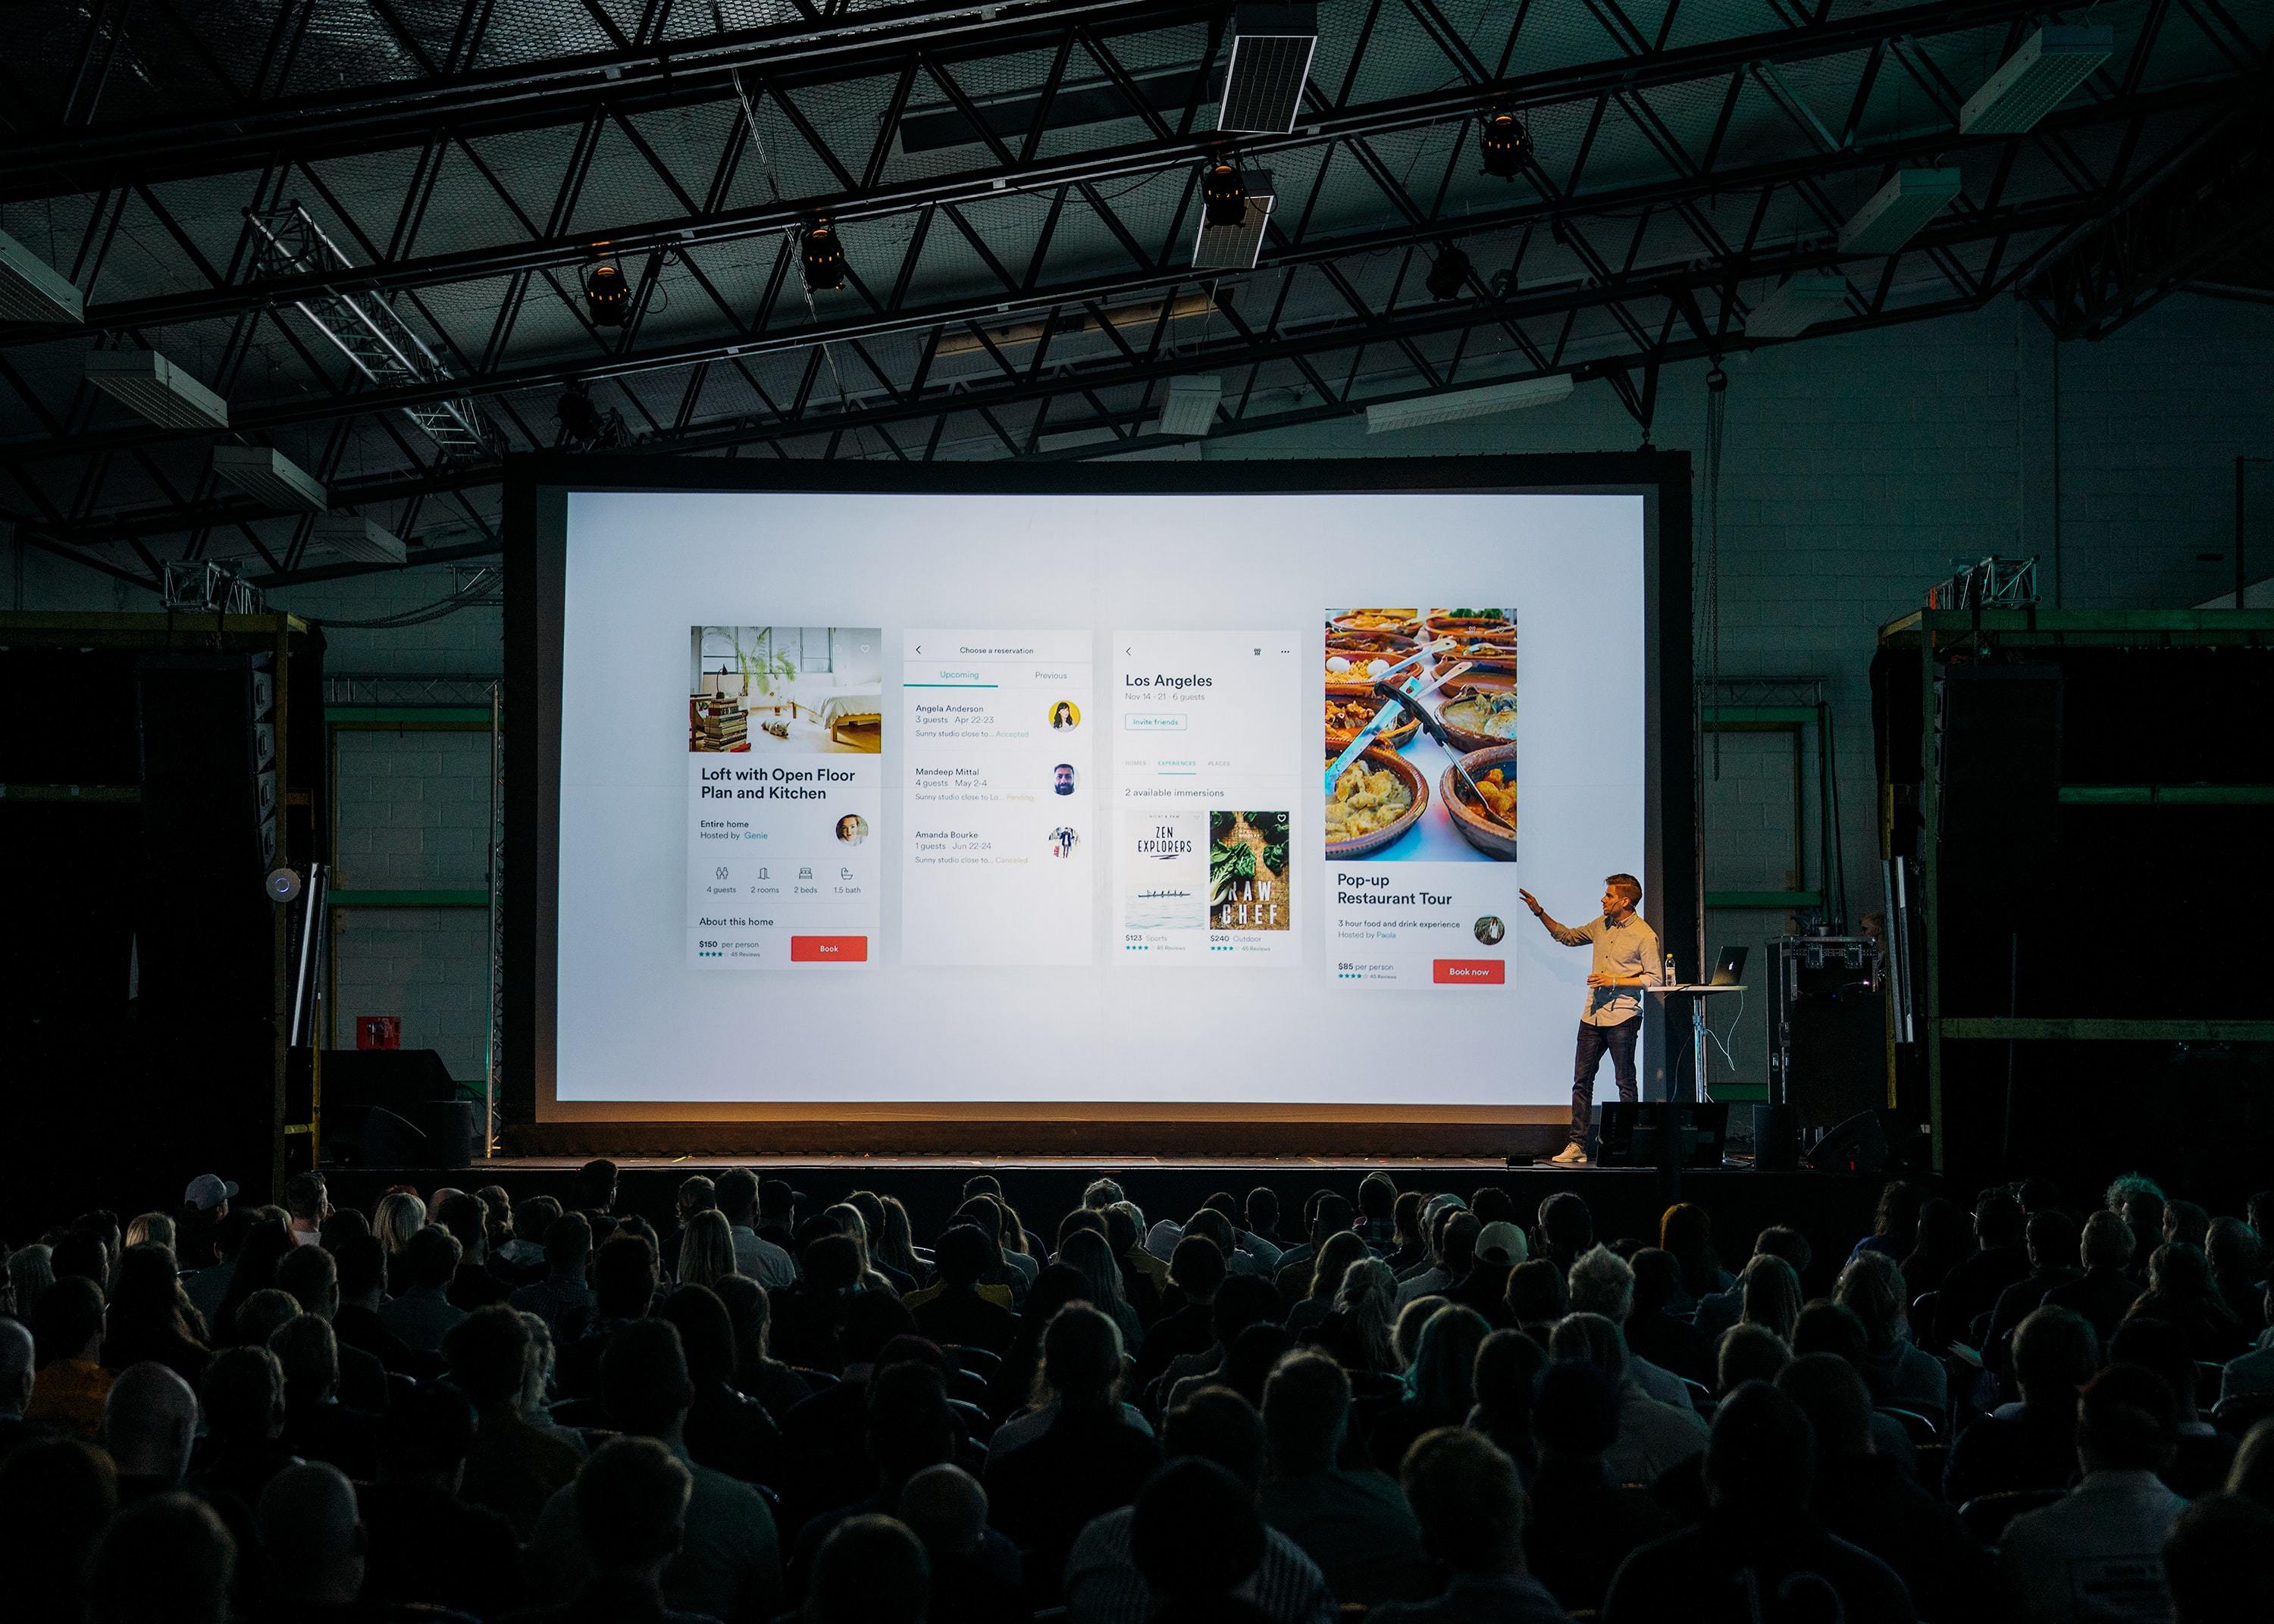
[1433,958,1505,984]
[790,935,869,962]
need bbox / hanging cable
[308,568,503,629]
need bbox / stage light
[0,228,85,324]
[1480,113,1528,180]
[309,515,407,565]
[801,223,847,292]
[84,349,230,430]
[1365,374,1573,434]
[212,444,327,512]
[1217,3,1319,134]
[1744,271,1851,339]
[1156,375,1223,437]
[1959,23,2113,136]
[583,259,630,327]
[1424,243,1472,301]
[1201,161,1250,228]
[1837,168,1962,255]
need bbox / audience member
[1369,1427,1571,1624]
[529,1318,781,1622]
[2162,1492,2274,1624]
[1982,1208,2082,1385]
[716,1170,797,1289]
[1622,1248,1713,1385]
[101,1242,213,1388]
[1999,1364,2186,1624]
[986,1306,1162,1599]
[1546,1312,1706,1485]
[1835,1250,1947,1413]
[2044,1211,2140,1347]
[896,1463,1026,1624]
[276,1244,390,1414]
[27,1275,113,1437]
[2110,1316,2237,1496]
[1778,1352,1985,1622]
[0,1436,117,1624]
[1369,1303,1489,1473]
[911,1225,1021,1354]
[446,1306,581,1539]
[104,1360,199,1500]
[1658,1203,1732,1314]
[1693,1227,1811,1343]
[1258,1351,1427,1606]
[2128,1243,2247,1363]
[509,1213,596,1347]
[356,1380,522,1619]
[92,1488,233,1624]
[377,1226,468,1354]
[1522,1360,1671,1613]
[1065,1388,1331,1624]
[1565,1247,1697,1411]
[1467,1328,1546,1474]
[1714,1322,1791,1394]
[1603,1381,1914,1624]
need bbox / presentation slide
[550,486,1652,1112]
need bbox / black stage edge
[330,1161,1881,1297]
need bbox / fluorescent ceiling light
[84,349,231,430]
[309,515,406,565]
[1365,374,1573,434]
[1959,25,2113,136]
[213,445,328,512]
[1838,168,1963,255]
[1192,173,1275,271]
[1218,3,1318,134]
[0,230,86,324]
[1156,376,1223,437]
[1744,272,1850,339]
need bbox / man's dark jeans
[1570,1015,1640,1148]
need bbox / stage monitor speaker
[1598,1102,1728,1169]
[359,1107,428,1169]
[1752,1104,1797,1172]
[321,1049,459,1111]
[410,1101,476,1169]
[1803,1109,1888,1175]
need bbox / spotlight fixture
[1201,161,1250,228]
[1959,23,2113,136]
[1424,243,1472,301]
[1480,113,1529,180]
[800,223,847,292]
[582,258,630,327]
[1366,374,1574,434]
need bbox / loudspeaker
[358,1107,428,1169]
[1751,1104,1797,1172]
[1598,1103,1729,1169]
[410,1101,476,1169]
[1804,1109,1888,1175]
[1789,989,1888,1134]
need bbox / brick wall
[14,292,2274,1087]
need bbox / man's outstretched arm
[1518,889,1593,947]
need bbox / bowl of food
[1436,631,1518,673]
[1441,744,1519,860]
[1326,692,1420,751]
[1325,745,1428,859]
[1436,684,1519,753]
[1323,643,1411,685]
[1331,609,1421,636]
[1424,609,1511,639]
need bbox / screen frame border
[506,452,1693,1153]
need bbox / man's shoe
[1549,1143,1590,1166]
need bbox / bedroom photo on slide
[688,624,883,753]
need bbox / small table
[1649,984,1748,1105]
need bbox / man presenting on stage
[1520,875,1664,1166]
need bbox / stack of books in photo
[693,698,748,750]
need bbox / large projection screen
[509,457,1691,1137]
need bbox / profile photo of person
[1049,827,1079,858]
[1474,915,1506,945]
[835,813,869,845]
[1049,699,1081,730]
[1051,763,1077,796]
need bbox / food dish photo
[1320,607,1518,863]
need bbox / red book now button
[790,935,869,962]
[1433,958,1505,984]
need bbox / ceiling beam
[21,0,2081,343]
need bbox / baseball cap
[1475,1220,1527,1268]
[183,1174,240,1213]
